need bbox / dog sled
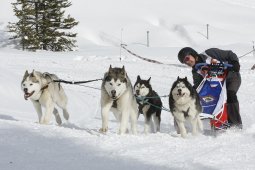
[196,63,232,132]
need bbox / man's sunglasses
[183,55,190,63]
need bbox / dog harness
[33,85,49,102]
[112,100,117,108]
[41,85,49,91]
[182,107,190,118]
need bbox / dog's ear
[108,65,113,73]
[147,77,151,83]
[121,65,125,71]
[137,75,141,81]
[30,70,35,77]
[184,77,187,81]
[24,70,29,77]
[121,66,126,75]
[177,76,180,80]
[23,70,29,80]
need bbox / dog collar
[41,85,49,91]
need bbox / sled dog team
[21,65,203,138]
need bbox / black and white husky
[100,65,138,135]
[134,76,162,134]
[21,70,69,125]
[169,77,203,138]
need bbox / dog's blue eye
[110,83,113,85]
[30,84,33,86]
[23,84,25,86]
[117,84,121,86]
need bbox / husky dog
[100,65,138,135]
[21,70,69,125]
[169,77,203,138]
[134,76,162,134]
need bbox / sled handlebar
[195,63,233,71]
[195,63,233,77]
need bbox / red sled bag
[196,63,232,130]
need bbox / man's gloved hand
[201,65,209,75]
[211,59,218,64]
[228,60,240,72]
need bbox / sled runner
[196,63,232,131]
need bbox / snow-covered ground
[1,0,255,170]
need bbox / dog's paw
[131,129,137,135]
[99,127,108,133]
[192,131,199,136]
[143,130,149,135]
[118,129,127,135]
[39,119,50,125]
[181,134,188,138]
[170,133,181,138]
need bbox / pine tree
[8,0,40,50]
[8,0,78,51]
[41,0,78,51]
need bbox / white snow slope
[1,0,255,170]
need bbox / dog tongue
[24,94,29,100]
[24,91,35,100]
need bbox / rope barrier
[122,43,255,66]
[121,44,189,68]
[238,49,255,58]
[121,44,164,64]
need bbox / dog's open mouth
[24,91,35,100]
[177,92,185,97]
[111,95,120,100]
[111,96,117,100]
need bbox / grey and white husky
[169,77,203,138]
[100,65,138,135]
[134,75,162,134]
[21,70,69,125]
